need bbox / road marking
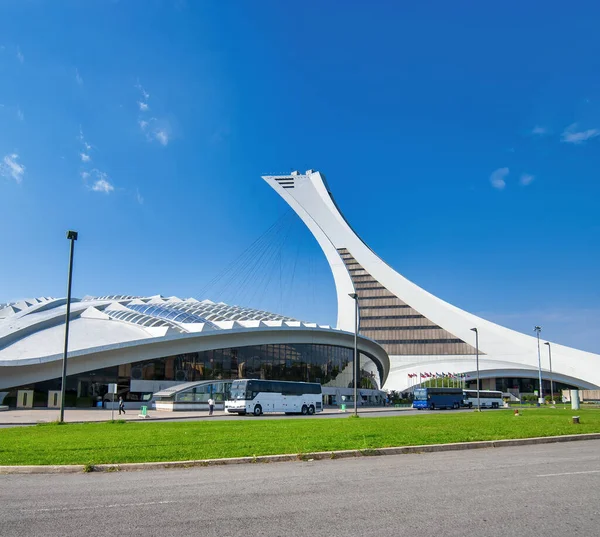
[537,470,600,478]
[29,500,176,512]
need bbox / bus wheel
[453,402,459,410]
[253,405,262,416]
[492,403,498,409]
[301,405,308,415]
[430,403,435,410]
[308,405,315,415]
[468,402,473,409]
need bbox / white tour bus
[225,379,323,416]
[462,390,504,409]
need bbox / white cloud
[75,69,83,86]
[81,171,90,180]
[139,117,170,146]
[135,83,150,100]
[1,153,25,183]
[16,47,24,63]
[138,101,149,112]
[78,128,92,150]
[92,178,114,193]
[520,173,535,186]
[561,123,600,144]
[89,170,114,194]
[490,167,509,190]
[136,188,144,205]
[16,107,24,121]
[532,126,547,135]
[80,152,91,162]
[155,129,169,146]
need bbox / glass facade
[491,377,576,394]
[2,343,382,408]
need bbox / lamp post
[534,326,543,406]
[544,342,554,405]
[348,293,359,417]
[59,230,78,423]
[470,328,480,411]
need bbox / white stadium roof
[0,295,390,390]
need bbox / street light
[534,326,543,406]
[59,230,78,423]
[544,342,554,405]
[470,328,480,411]
[348,293,359,417]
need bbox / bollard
[572,416,580,424]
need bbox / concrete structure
[0,295,389,408]
[263,169,600,393]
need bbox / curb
[2,432,600,474]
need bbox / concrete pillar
[48,390,61,408]
[570,389,580,410]
[17,390,34,408]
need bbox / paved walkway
[0,405,403,426]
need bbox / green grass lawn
[0,408,598,466]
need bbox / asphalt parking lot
[1,439,598,537]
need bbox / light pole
[470,328,480,411]
[59,230,78,423]
[348,293,359,417]
[544,342,554,404]
[534,326,543,406]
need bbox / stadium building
[262,170,600,395]
[0,296,389,409]
[2,168,598,409]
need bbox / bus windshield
[414,389,427,401]
[229,381,248,400]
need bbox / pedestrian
[208,396,215,416]
[118,396,125,415]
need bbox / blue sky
[1,1,599,353]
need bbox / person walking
[208,397,215,416]
[118,396,125,415]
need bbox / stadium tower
[263,170,599,392]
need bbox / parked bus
[413,387,463,410]
[225,379,323,416]
[462,390,503,409]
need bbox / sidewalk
[0,405,403,426]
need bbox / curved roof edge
[0,326,390,391]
